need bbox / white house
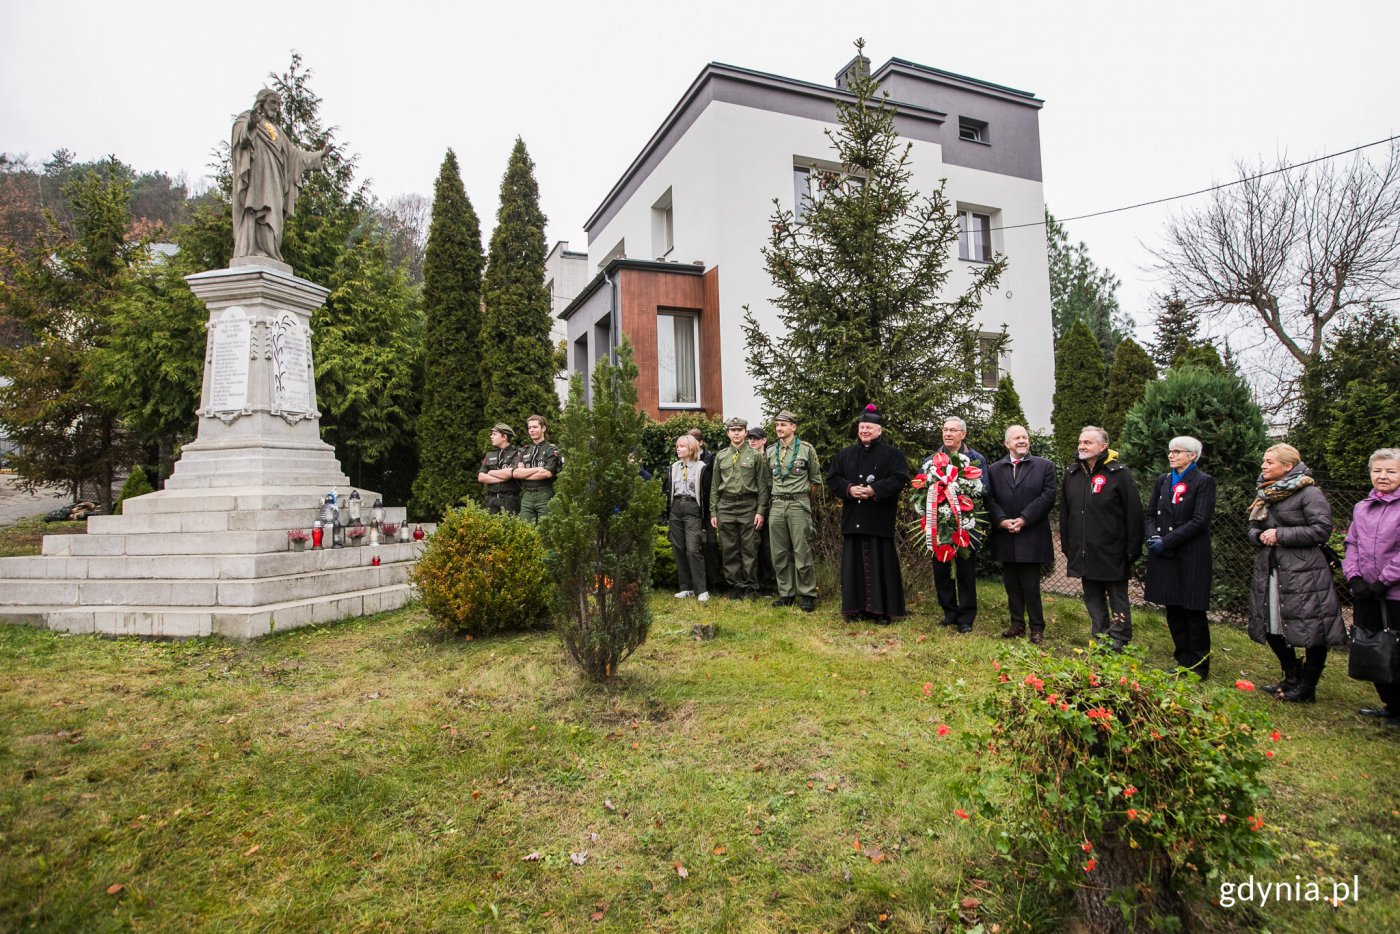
[562,54,1054,429]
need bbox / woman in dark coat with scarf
[1143,436,1216,679]
[1248,443,1345,703]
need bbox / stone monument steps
[0,556,413,608]
[0,542,422,580]
[0,582,415,640]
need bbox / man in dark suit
[986,425,1058,644]
[925,416,989,632]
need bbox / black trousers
[1265,633,1327,679]
[1001,562,1045,630]
[1083,578,1132,648]
[933,552,978,627]
[1165,605,1210,679]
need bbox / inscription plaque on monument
[207,307,251,413]
[271,313,311,415]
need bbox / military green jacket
[767,438,821,497]
[518,441,563,490]
[708,442,771,516]
[480,444,521,495]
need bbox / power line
[993,133,1400,232]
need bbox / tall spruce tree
[1051,318,1108,464]
[480,137,558,439]
[412,149,485,516]
[1148,288,1199,370]
[1103,337,1157,442]
[743,41,1006,459]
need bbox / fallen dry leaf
[674,861,689,878]
[106,883,125,895]
[961,896,983,909]
[630,742,640,750]
[712,845,726,856]
[603,799,616,812]
[826,783,838,792]
[521,852,543,862]
[570,850,588,866]
[863,845,884,861]
[223,715,236,724]
[243,844,260,857]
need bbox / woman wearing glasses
[1144,436,1217,679]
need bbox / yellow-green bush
[411,502,552,636]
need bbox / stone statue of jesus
[231,89,330,265]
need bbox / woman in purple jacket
[1344,447,1400,725]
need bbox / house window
[794,163,864,222]
[957,210,993,263]
[958,118,988,143]
[978,333,1001,389]
[651,188,674,259]
[657,310,700,407]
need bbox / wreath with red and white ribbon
[911,450,986,563]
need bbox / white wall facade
[585,88,1054,432]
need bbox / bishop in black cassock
[826,406,910,620]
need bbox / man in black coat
[827,406,910,621]
[986,425,1057,644]
[923,416,989,632]
[1060,426,1144,650]
[1144,436,1217,679]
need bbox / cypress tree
[480,137,558,440]
[1103,337,1157,442]
[412,149,485,517]
[1172,342,1226,374]
[1051,318,1108,464]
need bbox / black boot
[1259,658,1300,697]
[1279,655,1324,704]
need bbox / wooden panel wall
[618,266,721,420]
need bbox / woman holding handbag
[1344,448,1400,724]
[1247,444,1346,703]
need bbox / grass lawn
[0,516,86,558]
[1,585,1397,932]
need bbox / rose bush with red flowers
[954,644,1276,932]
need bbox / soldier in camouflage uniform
[513,414,563,523]
[766,411,822,611]
[477,423,522,515]
[708,417,770,598]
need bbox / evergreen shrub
[636,413,726,479]
[651,525,677,590]
[411,502,552,637]
[958,646,1276,933]
[113,466,154,515]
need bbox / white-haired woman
[1248,444,1345,702]
[664,434,711,602]
[1344,448,1400,724]
[1144,436,1217,679]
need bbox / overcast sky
[4,0,1397,341]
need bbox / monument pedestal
[0,265,426,639]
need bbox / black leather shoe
[1001,625,1025,639]
[799,596,816,612]
[771,596,795,608]
[956,624,973,634]
[1359,707,1398,718]
[1028,629,1044,645]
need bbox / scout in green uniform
[513,414,563,522]
[708,417,771,598]
[767,411,822,611]
[477,423,522,514]
[748,426,778,596]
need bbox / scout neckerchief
[773,437,802,479]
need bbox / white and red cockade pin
[1172,482,1188,504]
[1091,475,1107,494]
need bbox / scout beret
[491,423,515,438]
[725,417,748,429]
[774,410,798,424]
